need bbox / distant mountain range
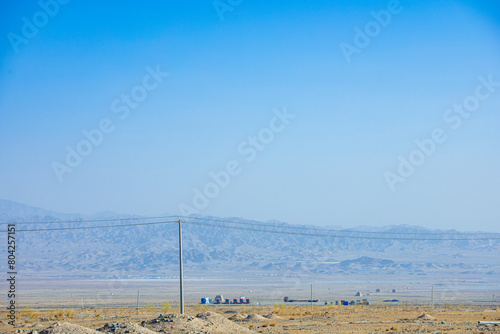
[1,199,498,278]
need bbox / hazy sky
[1,0,499,232]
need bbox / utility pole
[178,219,185,315]
[431,285,434,309]
[137,290,140,316]
[310,284,313,312]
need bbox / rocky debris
[142,312,255,334]
[417,313,437,321]
[39,322,101,334]
[245,314,268,322]
[97,321,159,333]
[263,313,282,319]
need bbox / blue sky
[0,0,499,231]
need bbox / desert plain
[1,275,499,333]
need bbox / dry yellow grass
[20,307,40,319]
[0,304,497,334]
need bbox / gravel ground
[2,306,499,334]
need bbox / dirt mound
[228,313,248,320]
[142,312,254,333]
[196,311,226,321]
[40,322,100,334]
[98,321,159,333]
[263,313,282,319]
[417,313,436,320]
[245,314,268,322]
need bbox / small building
[392,289,397,293]
[375,289,381,293]
[355,291,362,297]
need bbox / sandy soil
[1,304,499,334]
[14,275,500,308]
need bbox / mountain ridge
[1,199,498,278]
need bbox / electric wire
[3,215,180,225]
[1,216,499,240]
[180,216,500,237]
[183,220,500,241]
[3,215,498,237]
[1,220,179,232]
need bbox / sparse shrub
[272,303,292,316]
[54,309,65,319]
[240,305,250,314]
[118,306,127,316]
[21,307,40,319]
[161,302,171,313]
[145,303,156,314]
[65,309,75,318]
[191,304,210,314]
[272,303,283,314]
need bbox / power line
[1,215,180,225]
[0,220,179,232]
[2,215,499,240]
[180,216,500,237]
[184,220,500,241]
[2,215,492,236]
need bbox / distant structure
[375,289,381,293]
[355,292,362,297]
[392,289,397,293]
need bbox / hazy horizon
[1,1,499,232]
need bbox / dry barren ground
[1,304,499,333]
